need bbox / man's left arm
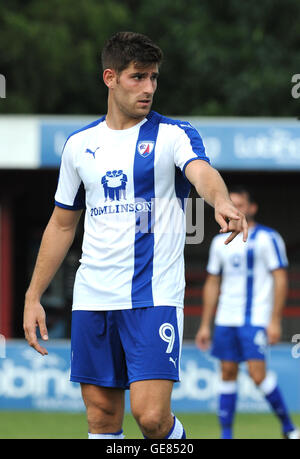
[268,268,288,345]
[185,160,248,244]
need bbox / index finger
[241,215,248,242]
[215,213,229,234]
[25,328,48,356]
[224,230,239,245]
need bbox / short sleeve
[206,237,223,275]
[173,122,210,178]
[54,137,86,210]
[262,230,289,271]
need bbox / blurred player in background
[23,32,247,440]
[195,186,299,439]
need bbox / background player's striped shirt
[207,224,288,327]
[55,111,210,310]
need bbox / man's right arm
[195,274,221,351]
[23,206,82,355]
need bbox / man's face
[110,61,159,119]
[230,192,257,221]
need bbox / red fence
[184,270,300,317]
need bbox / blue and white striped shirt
[207,224,288,327]
[55,111,210,310]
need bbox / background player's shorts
[70,306,183,389]
[211,325,268,362]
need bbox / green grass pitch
[0,412,299,439]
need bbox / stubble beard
[119,99,153,120]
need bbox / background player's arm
[195,274,221,350]
[267,268,288,345]
[185,160,248,243]
[24,206,82,355]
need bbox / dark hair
[228,185,257,204]
[101,31,163,73]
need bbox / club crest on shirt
[230,254,242,268]
[137,141,155,158]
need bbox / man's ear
[103,68,117,89]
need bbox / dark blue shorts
[70,307,183,389]
[211,325,267,362]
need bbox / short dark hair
[228,185,257,204]
[101,31,163,73]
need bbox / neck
[106,96,147,130]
